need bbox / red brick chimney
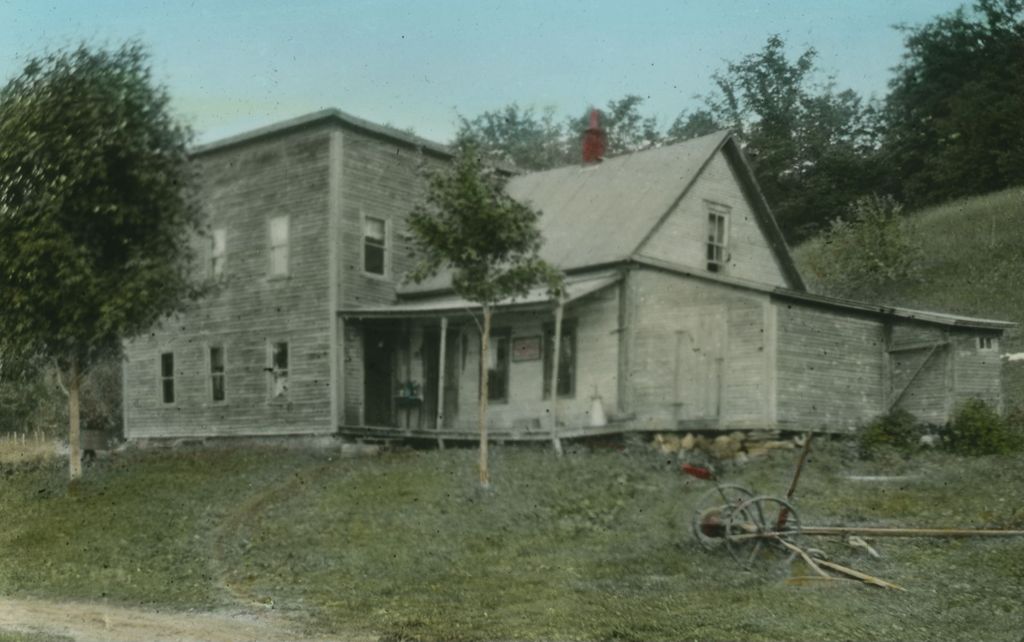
[581,108,606,164]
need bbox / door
[364,327,396,426]
[422,328,460,429]
[674,306,727,423]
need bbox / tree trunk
[478,305,492,488]
[68,358,82,483]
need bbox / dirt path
[0,596,374,642]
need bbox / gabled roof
[191,108,452,159]
[400,130,806,295]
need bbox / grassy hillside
[794,187,1024,408]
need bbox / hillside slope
[793,187,1024,408]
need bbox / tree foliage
[882,0,1024,207]
[703,35,878,242]
[803,195,923,300]
[408,146,562,486]
[0,42,203,478]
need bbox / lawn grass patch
[2,441,1023,640]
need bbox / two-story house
[122,108,1011,443]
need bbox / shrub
[858,408,923,458]
[945,398,1023,456]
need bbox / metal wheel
[691,484,756,550]
[723,495,803,568]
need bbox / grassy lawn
[1,441,1023,641]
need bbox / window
[269,341,289,398]
[978,336,996,351]
[210,228,226,277]
[543,325,576,398]
[485,331,511,402]
[269,216,289,276]
[363,216,387,275]
[160,352,174,404]
[706,202,729,272]
[210,346,225,402]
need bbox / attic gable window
[978,336,997,351]
[210,228,226,278]
[269,216,290,277]
[363,216,387,276]
[706,202,730,273]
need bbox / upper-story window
[706,202,730,273]
[978,336,997,351]
[210,228,226,278]
[269,216,290,277]
[363,216,387,276]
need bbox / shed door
[674,306,727,423]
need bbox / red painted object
[681,463,715,480]
[581,108,606,164]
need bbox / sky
[1,0,969,145]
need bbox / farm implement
[683,434,1024,589]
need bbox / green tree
[0,42,203,481]
[702,35,876,242]
[882,0,1024,207]
[407,146,563,487]
[454,104,569,171]
[803,195,922,300]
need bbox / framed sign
[512,336,541,362]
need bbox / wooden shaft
[802,526,1024,538]
[549,298,564,455]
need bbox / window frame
[483,329,512,404]
[362,214,388,277]
[977,336,997,352]
[210,227,227,278]
[543,321,577,399]
[268,215,290,278]
[267,341,290,400]
[159,351,175,405]
[209,344,226,403]
[705,201,730,273]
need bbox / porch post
[549,298,564,456]
[436,316,448,450]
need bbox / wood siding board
[638,151,790,288]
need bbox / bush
[858,408,924,458]
[945,398,1023,456]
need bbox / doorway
[364,326,397,426]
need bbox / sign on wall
[512,336,542,362]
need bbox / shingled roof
[400,130,805,294]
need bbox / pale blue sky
[1,1,967,145]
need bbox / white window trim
[705,200,730,271]
[208,344,227,404]
[268,215,290,278]
[361,213,389,279]
[159,351,175,405]
[267,340,290,401]
[210,227,227,278]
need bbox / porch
[338,271,623,444]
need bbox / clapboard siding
[639,151,790,288]
[953,334,1003,411]
[775,302,884,431]
[124,125,334,438]
[627,268,771,430]
[338,129,444,307]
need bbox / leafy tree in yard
[703,35,877,242]
[881,0,1024,207]
[0,42,203,481]
[407,146,563,487]
[455,103,569,171]
[802,195,922,300]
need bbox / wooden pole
[549,297,564,456]
[436,316,448,450]
[775,432,814,530]
[802,526,1024,538]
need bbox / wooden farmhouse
[122,108,1012,443]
